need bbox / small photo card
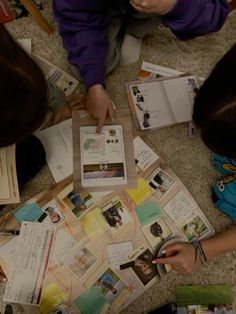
[101,196,132,234]
[82,264,128,313]
[40,199,65,226]
[62,185,93,218]
[62,243,97,279]
[128,247,159,286]
[148,168,175,198]
[141,218,172,248]
[180,215,209,242]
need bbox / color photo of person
[101,197,131,234]
[92,267,127,306]
[62,190,93,218]
[131,249,159,286]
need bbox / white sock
[120,34,142,66]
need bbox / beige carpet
[1,1,236,313]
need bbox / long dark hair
[193,44,236,159]
[0,24,48,147]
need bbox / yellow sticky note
[80,208,107,239]
[126,178,152,205]
[39,282,66,314]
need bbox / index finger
[152,255,178,265]
[96,115,106,134]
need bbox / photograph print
[130,248,159,286]
[101,196,131,234]
[181,215,209,241]
[148,168,175,198]
[62,244,97,279]
[141,218,172,248]
[62,189,93,218]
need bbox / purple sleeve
[162,0,230,40]
[53,0,109,88]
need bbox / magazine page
[163,76,198,123]
[127,80,175,130]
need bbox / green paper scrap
[74,286,108,314]
[135,201,161,225]
[176,285,232,307]
[13,202,43,223]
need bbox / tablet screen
[80,125,127,187]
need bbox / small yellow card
[126,178,152,205]
[80,208,107,239]
[39,282,66,314]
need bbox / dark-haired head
[0,24,48,147]
[193,43,236,159]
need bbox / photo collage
[2,136,214,313]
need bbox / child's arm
[53,0,113,132]
[153,225,236,274]
[161,0,230,40]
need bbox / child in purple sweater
[53,0,234,132]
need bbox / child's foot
[212,153,236,175]
[212,174,236,219]
[120,34,142,65]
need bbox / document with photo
[80,125,127,187]
[3,221,55,305]
[34,55,79,97]
[127,75,198,130]
[0,145,20,205]
[163,191,212,240]
[133,136,159,172]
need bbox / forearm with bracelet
[192,241,207,264]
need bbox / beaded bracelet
[192,241,207,264]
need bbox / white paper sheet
[36,119,72,182]
[3,222,55,305]
[107,241,134,269]
[133,136,159,171]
